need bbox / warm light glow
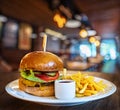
[53,13,66,28]
[95,40,100,46]
[79,29,88,38]
[89,36,96,43]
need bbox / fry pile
[63,71,106,97]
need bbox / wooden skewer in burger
[19,33,63,96]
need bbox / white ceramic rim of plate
[5,77,117,106]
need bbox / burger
[19,51,63,97]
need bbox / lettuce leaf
[20,70,46,83]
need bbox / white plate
[5,77,116,106]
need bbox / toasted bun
[19,77,54,96]
[19,51,63,71]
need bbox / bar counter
[0,70,119,110]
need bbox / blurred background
[0,0,120,73]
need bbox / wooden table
[0,71,119,110]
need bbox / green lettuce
[20,70,45,83]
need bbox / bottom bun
[19,78,54,97]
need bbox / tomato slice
[35,72,59,82]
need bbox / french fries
[62,71,106,97]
